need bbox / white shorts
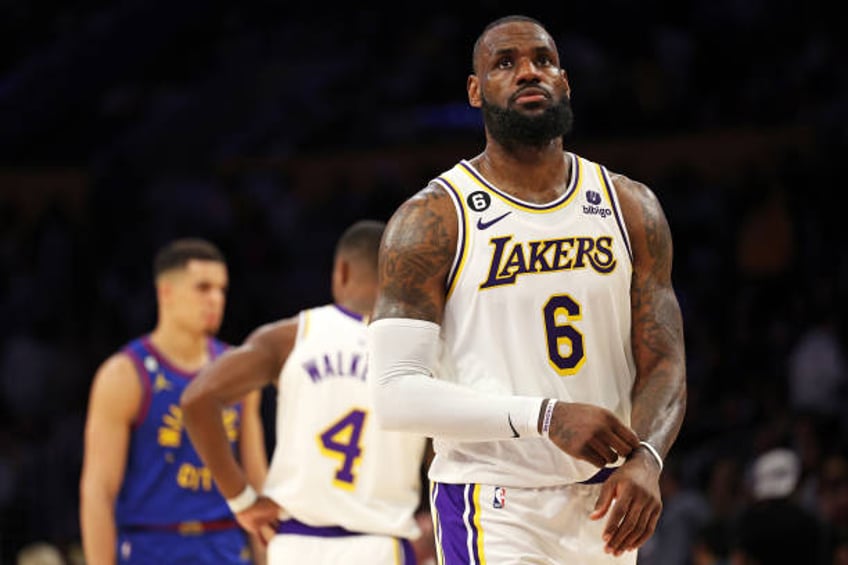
[267,520,416,565]
[431,479,638,565]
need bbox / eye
[537,54,554,67]
[496,56,513,69]
[196,281,212,292]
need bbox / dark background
[1,2,846,563]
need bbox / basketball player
[80,239,267,564]
[181,220,429,565]
[367,15,687,564]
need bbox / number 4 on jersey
[317,408,367,490]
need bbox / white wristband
[639,441,664,472]
[541,399,556,438]
[226,484,258,514]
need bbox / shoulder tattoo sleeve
[373,185,457,323]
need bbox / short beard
[481,95,574,148]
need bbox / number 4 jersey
[431,153,636,487]
[263,304,427,539]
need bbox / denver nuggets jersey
[264,304,426,539]
[115,336,241,526]
[429,153,636,487]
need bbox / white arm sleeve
[367,317,546,441]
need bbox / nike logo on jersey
[508,414,520,438]
[477,211,512,230]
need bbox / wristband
[226,484,258,514]
[541,399,556,438]
[639,441,664,472]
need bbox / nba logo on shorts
[493,486,506,509]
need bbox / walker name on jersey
[302,351,368,383]
[481,234,617,289]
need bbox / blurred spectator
[16,542,64,565]
[729,447,826,564]
[749,448,801,502]
[787,309,847,422]
[817,449,848,562]
[690,519,731,565]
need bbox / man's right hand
[546,401,640,468]
[236,496,281,545]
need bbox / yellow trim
[431,482,445,565]
[443,178,471,301]
[593,163,612,206]
[458,156,582,214]
[301,309,311,340]
[473,484,486,564]
[393,538,402,564]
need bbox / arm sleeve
[367,317,546,441]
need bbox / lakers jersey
[429,153,636,487]
[264,304,427,539]
[115,336,241,526]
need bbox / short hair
[472,14,547,72]
[335,220,386,272]
[153,238,226,279]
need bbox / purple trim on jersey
[138,336,228,380]
[598,165,633,262]
[458,153,579,211]
[433,176,467,294]
[580,466,616,484]
[275,519,417,562]
[333,304,365,322]
[432,482,482,564]
[277,519,358,537]
[141,336,197,379]
[122,344,153,429]
[399,536,416,565]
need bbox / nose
[515,57,542,84]
[209,288,226,308]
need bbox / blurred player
[182,220,429,565]
[80,238,267,564]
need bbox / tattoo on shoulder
[620,174,685,370]
[375,184,456,321]
[638,191,672,278]
[612,172,672,276]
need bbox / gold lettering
[177,463,214,492]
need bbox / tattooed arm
[620,174,687,463]
[367,183,548,440]
[590,173,687,556]
[372,182,456,324]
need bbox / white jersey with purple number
[430,152,636,487]
[263,304,426,539]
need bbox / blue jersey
[115,335,242,527]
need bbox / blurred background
[1,1,846,563]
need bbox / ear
[333,257,350,287]
[467,74,482,108]
[339,259,350,285]
[561,68,571,99]
[156,280,172,306]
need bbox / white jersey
[430,153,636,487]
[263,304,426,539]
